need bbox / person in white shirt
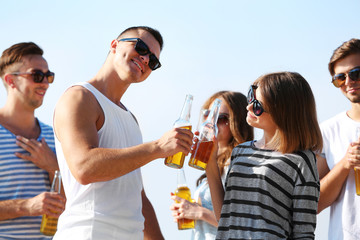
[53,26,193,240]
[317,38,360,240]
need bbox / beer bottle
[189,98,222,170]
[355,127,360,196]
[40,170,62,236]
[175,168,195,230]
[165,94,193,169]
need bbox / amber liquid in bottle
[355,127,360,196]
[40,215,59,236]
[165,125,192,168]
[40,170,61,236]
[189,98,221,171]
[355,167,360,196]
[175,186,195,230]
[188,141,215,170]
[165,94,193,169]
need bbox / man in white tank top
[317,38,360,240]
[53,26,194,240]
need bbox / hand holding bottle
[157,128,193,158]
[189,99,222,170]
[165,94,193,169]
[40,170,63,236]
[171,169,195,230]
[170,193,200,220]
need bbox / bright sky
[1,0,360,239]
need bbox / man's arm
[142,189,164,240]
[0,192,65,221]
[54,86,193,185]
[317,144,357,213]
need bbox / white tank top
[54,82,144,240]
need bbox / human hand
[170,192,201,221]
[25,192,66,217]
[346,141,360,169]
[15,136,58,173]
[156,128,193,158]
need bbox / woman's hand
[169,193,202,221]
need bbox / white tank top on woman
[54,82,144,240]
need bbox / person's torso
[216,141,319,240]
[0,120,54,240]
[321,111,360,239]
[55,82,144,240]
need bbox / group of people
[0,25,359,240]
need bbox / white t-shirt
[321,111,360,239]
[54,82,144,240]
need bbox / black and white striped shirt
[216,141,319,240]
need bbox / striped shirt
[216,141,319,240]
[0,120,55,239]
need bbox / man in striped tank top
[0,42,66,239]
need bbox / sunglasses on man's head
[332,66,360,88]
[118,38,161,71]
[247,85,265,116]
[11,70,55,84]
[203,109,229,125]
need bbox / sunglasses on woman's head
[118,38,161,71]
[11,70,55,84]
[332,66,360,88]
[247,85,265,116]
[203,109,229,125]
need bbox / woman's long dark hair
[196,91,254,186]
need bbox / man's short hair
[329,38,360,76]
[0,42,43,79]
[117,26,163,51]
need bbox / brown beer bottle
[40,170,61,236]
[165,94,193,169]
[175,168,195,230]
[189,98,222,170]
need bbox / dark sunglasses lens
[247,88,254,103]
[332,73,345,87]
[349,68,360,81]
[253,101,264,116]
[148,54,160,70]
[47,72,55,83]
[33,71,55,83]
[202,110,210,120]
[217,115,229,125]
[32,71,45,83]
[135,40,150,55]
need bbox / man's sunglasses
[247,85,265,116]
[203,109,229,125]
[332,66,360,88]
[118,38,161,71]
[11,70,55,84]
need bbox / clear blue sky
[1,0,360,239]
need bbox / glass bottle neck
[175,94,193,127]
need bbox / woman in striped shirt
[206,72,323,239]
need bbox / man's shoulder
[58,83,100,109]
[320,111,347,129]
